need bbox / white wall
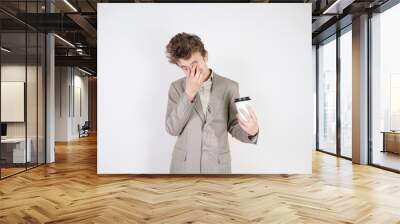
[98,3,313,174]
[55,66,69,141]
[55,67,89,141]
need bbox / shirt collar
[202,69,213,88]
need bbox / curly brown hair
[166,32,207,65]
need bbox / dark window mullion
[367,11,373,165]
[36,0,39,167]
[336,30,341,157]
[316,45,320,151]
[24,0,28,171]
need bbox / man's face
[177,51,208,77]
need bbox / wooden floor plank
[1,134,400,223]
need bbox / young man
[165,32,259,174]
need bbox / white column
[352,14,369,164]
[46,1,56,163]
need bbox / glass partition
[27,30,38,169]
[0,31,28,177]
[317,36,337,154]
[0,1,46,179]
[38,32,45,165]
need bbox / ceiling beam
[55,55,96,71]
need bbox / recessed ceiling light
[323,0,346,14]
[54,34,75,48]
[1,47,11,53]
[322,0,356,15]
[63,0,78,12]
[78,67,93,76]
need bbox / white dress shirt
[198,69,213,118]
[198,68,258,142]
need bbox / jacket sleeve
[227,82,258,144]
[165,82,196,136]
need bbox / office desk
[1,138,32,163]
[381,131,400,154]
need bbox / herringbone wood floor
[1,134,400,224]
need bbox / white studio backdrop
[97,3,313,174]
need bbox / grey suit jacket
[165,72,258,174]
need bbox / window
[318,37,337,154]
[371,3,400,171]
[340,29,352,158]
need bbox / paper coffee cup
[234,97,251,121]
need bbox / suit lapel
[205,73,221,123]
[194,93,206,122]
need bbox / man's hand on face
[185,63,204,102]
[237,105,259,136]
